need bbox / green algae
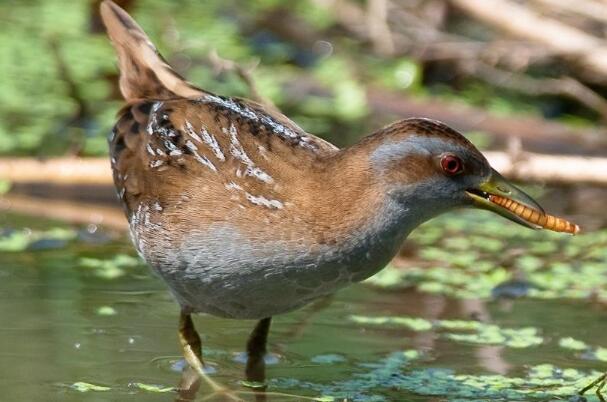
[445,325,542,348]
[350,314,544,348]
[560,337,590,351]
[274,352,604,402]
[350,315,433,331]
[79,253,142,279]
[0,227,77,251]
[96,305,117,316]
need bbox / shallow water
[0,210,606,402]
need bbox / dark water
[0,211,606,402]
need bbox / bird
[99,0,579,397]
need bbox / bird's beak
[466,169,579,234]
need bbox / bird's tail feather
[99,0,206,101]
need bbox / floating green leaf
[71,382,111,392]
[96,306,117,316]
[559,337,589,351]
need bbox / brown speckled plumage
[101,0,496,319]
[99,1,579,390]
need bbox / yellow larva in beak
[467,169,581,235]
[487,194,580,234]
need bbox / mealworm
[488,194,580,234]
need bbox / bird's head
[368,118,578,234]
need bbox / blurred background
[1,1,607,401]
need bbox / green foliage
[3,0,593,156]
[0,0,371,156]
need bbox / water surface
[1,210,605,401]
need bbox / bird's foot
[578,372,606,402]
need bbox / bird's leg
[579,372,607,402]
[245,317,272,387]
[178,311,236,398]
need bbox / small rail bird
[100,0,579,396]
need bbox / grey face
[371,135,492,219]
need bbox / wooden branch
[0,193,127,230]
[367,0,395,56]
[530,0,607,25]
[2,151,607,187]
[0,157,111,185]
[485,150,607,185]
[469,65,607,121]
[449,0,607,81]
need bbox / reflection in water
[176,368,201,402]
[175,300,332,401]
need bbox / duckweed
[350,314,543,348]
[79,253,142,279]
[560,337,589,351]
[274,353,604,401]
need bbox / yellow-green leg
[178,311,241,400]
[579,372,607,402]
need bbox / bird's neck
[295,139,442,282]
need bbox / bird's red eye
[440,154,463,175]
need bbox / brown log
[1,151,607,187]
[0,193,127,230]
[484,151,607,186]
[0,157,111,185]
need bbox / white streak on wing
[257,145,269,160]
[204,94,258,120]
[146,144,155,155]
[146,102,164,135]
[201,94,319,151]
[187,128,203,143]
[150,160,164,168]
[200,127,225,161]
[245,192,284,209]
[226,124,273,183]
[185,140,217,172]
[184,121,226,162]
[225,182,243,191]
[164,140,178,152]
[153,202,163,211]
